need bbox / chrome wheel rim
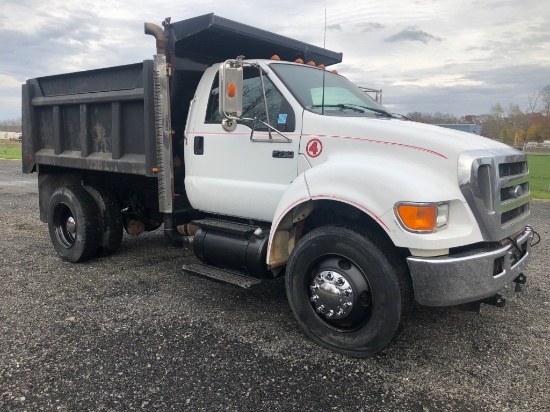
[308,255,372,331]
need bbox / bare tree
[539,85,550,118]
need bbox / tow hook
[481,293,506,308]
[460,293,506,313]
[514,273,527,293]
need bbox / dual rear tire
[47,185,122,263]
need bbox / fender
[267,173,312,268]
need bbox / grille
[499,161,527,177]
[501,203,529,225]
[500,182,529,202]
[459,149,530,241]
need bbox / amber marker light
[271,55,281,60]
[227,83,236,98]
[307,61,315,66]
[152,167,158,173]
[397,204,436,232]
[295,58,304,64]
[395,202,449,233]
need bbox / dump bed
[22,61,157,176]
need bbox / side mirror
[219,56,244,121]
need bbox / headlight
[395,202,449,233]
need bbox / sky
[1,0,549,120]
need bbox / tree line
[0,117,22,133]
[406,85,550,145]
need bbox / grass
[0,140,22,160]
[528,155,550,200]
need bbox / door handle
[194,136,204,155]
[272,150,294,158]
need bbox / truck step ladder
[182,263,262,289]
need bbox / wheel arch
[267,197,399,269]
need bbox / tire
[47,186,101,263]
[84,185,123,256]
[285,225,411,357]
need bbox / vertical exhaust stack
[144,21,168,56]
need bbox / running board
[182,263,262,289]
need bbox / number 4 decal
[306,138,323,158]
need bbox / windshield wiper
[391,112,412,120]
[311,103,393,117]
[310,104,364,113]
[342,103,393,117]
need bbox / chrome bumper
[407,226,533,306]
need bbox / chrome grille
[458,149,530,241]
[499,161,527,177]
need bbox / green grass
[0,141,22,160]
[528,155,550,199]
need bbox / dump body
[22,62,157,176]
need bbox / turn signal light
[395,202,449,233]
[227,83,236,97]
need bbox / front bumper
[407,226,533,306]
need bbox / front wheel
[285,226,411,357]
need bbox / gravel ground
[0,158,549,411]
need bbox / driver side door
[185,66,300,222]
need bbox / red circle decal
[306,138,323,158]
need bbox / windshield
[270,63,390,117]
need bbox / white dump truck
[22,14,536,356]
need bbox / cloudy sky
[1,0,549,120]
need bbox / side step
[182,263,262,289]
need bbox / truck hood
[302,114,510,159]
[299,112,520,205]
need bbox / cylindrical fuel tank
[193,227,271,278]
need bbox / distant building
[436,124,481,135]
[0,131,22,140]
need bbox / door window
[205,67,293,131]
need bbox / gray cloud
[327,24,343,31]
[384,64,550,116]
[355,22,384,32]
[385,27,442,44]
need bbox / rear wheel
[285,225,410,357]
[47,186,101,263]
[84,185,123,256]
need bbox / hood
[300,112,515,164]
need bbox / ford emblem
[510,185,523,198]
